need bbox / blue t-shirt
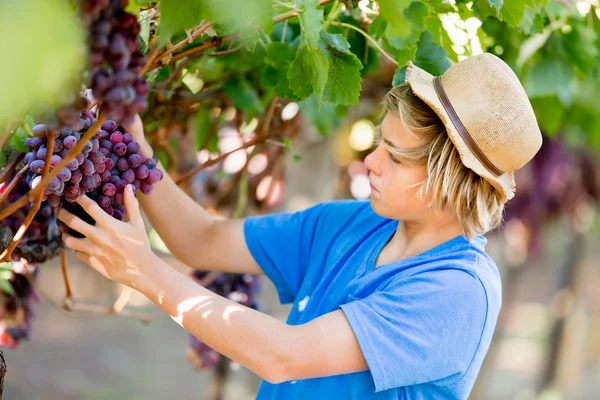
[243,199,502,400]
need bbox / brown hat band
[433,76,503,177]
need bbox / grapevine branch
[0,164,28,206]
[175,96,280,184]
[0,134,55,261]
[0,116,106,222]
[143,0,336,73]
[0,153,25,184]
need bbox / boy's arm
[137,256,369,383]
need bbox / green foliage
[0,0,85,138]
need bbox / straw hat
[405,52,542,201]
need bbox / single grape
[122,169,135,183]
[91,139,100,152]
[66,184,79,194]
[104,157,115,170]
[122,133,133,144]
[114,179,127,191]
[126,141,140,154]
[99,139,113,150]
[140,181,154,195]
[146,169,161,184]
[65,191,79,203]
[102,206,114,216]
[96,163,106,174]
[53,138,64,152]
[88,152,106,167]
[70,169,83,185]
[24,152,35,165]
[102,120,117,133]
[100,170,111,182]
[81,176,96,192]
[113,192,124,205]
[32,124,49,139]
[100,182,116,197]
[30,160,45,174]
[36,148,48,161]
[97,195,111,208]
[115,143,128,157]
[116,157,129,171]
[83,141,93,154]
[98,147,110,157]
[66,159,79,173]
[47,177,61,191]
[127,154,142,169]
[92,173,102,188]
[80,159,95,176]
[134,165,149,180]
[49,155,62,168]
[63,135,77,149]
[110,131,123,145]
[146,158,157,169]
[24,138,33,149]
[112,209,124,221]
[58,168,72,182]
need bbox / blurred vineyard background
[1,0,600,399]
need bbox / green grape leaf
[377,0,413,37]
[0,150,7,169]
[195,107,213,152]
[298,95,341,136]
[295,0,324,49]
[288,42,329,102]
[138,10,151,53]
[0,278,15,296]
[126,0,153,15]
[261,42,300,100]
[562,23,598,74]
[319,32,363,106]
[425,16,459,61]
[523,59,575,102]
[414,31,451,76]
[0,0,85,134]
[8,126,29,153]
[224,77,264,116]
[531,96,564,136]
[404,1,430,31]
[500,0,528,27]
[487,0,503,10]
[392,66,407,86]
[369,16,387,39]
[158,0,204,47]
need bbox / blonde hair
[379,84,505,240]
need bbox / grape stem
[175,96,280,185]
[330,21,398,65]
[141,22,213,75]
[61,250,73,300]
[0,153,25,184]
[0,116,107,222]
[155,57,191,90]
[0,133,55,261]
[0,163,29,206]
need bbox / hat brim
[405,61,515,202]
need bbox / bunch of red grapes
[82,0,149,125]
[0,263,39,349]
[186,272,262,370]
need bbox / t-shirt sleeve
[243,203,325,305]
[339,268,488,392]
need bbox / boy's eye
[388,151,401,164]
